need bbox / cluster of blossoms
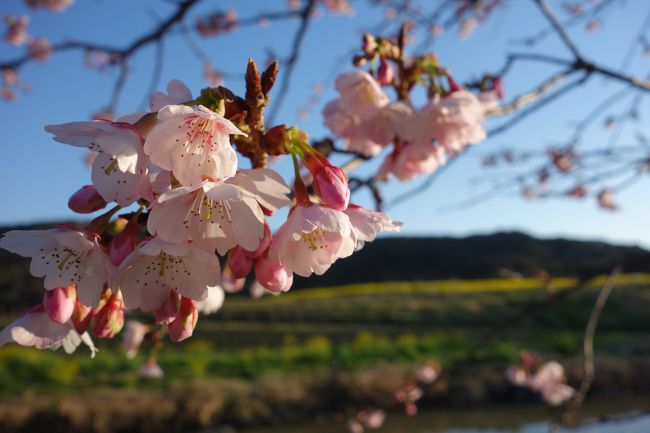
[505,351,576,406]
[346,362,440,433]
[323,33,499,183]
[0,78,400,358]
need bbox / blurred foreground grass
[2,274,650,395]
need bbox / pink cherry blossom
[149,79,192,112]
[0,228,113,306]
[45,120,151,206]
[375,143,444,182]
[505,365,528,386]
[0,306,97,357]
[407,90,486,153]
[147,180,266,255]
[226,168,292,214]
[122,320,150,359]
[144,105,245,186]
[115,237,220,312]
[335,71,389,117]
[344,204,401,248]
[43,285,76,324]
[323,100,383,157]
[4,16,29,46]
[268,205,355,277]
[360,102,412,147]
[302,151,350,210]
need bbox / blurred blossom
[122,320,150,359]
[459,18,477,39]
[203,62,224,87]
[3,68,19,86]
[4,16,29,46]
[195,9,238,37]
[597,189,618,211]
[138,356,164,379]
[27,37,53,62]
[586,20,601,32]
[415,363,441,384]
[566,184,588,199]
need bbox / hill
[1,222,649,312]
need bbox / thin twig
[551,267,621,432]
[266,0,317,125]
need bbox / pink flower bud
[221,265,246,293]
[93,290,125,339]
[168,297,198,342]
[377,57,394,85]
[71,299,92,334]
[68,185,107,214]
[227,246,253,279]
[362,33,377,52]
[154,290,181,325]
[313,165,350,210]
[255,256,293,293]
[243,222,272,259]
[108,219,138,266]
[43,285,76,324]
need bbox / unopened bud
[255,256,293,293]
[68,185,107,214]
[108,218,138,266]
[168,296,198,342]
[313,165,350,210]
[71,299,93,334]
[377,57,394,85]
[93,290,125,339]
[362,33,377,52]
[227,246,253,279]
[43,285,76,324]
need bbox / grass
[1,274,650,395]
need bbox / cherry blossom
[143,105,245,186]
[254,256,294,293]
[344,204,401,248]
[45,120,151,206]
[68,185,107,214]
[115,237,220,311]
[0,306,97,357]
[149,79,192,112]
[268,205,355,277]
[168,296,198,342]
[147,180,266,254]
[0,228,113,306]
[375,142,445,182]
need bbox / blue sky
[1,0,650,248]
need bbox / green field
[2,275,650,394]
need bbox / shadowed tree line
[1,223,649,312]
